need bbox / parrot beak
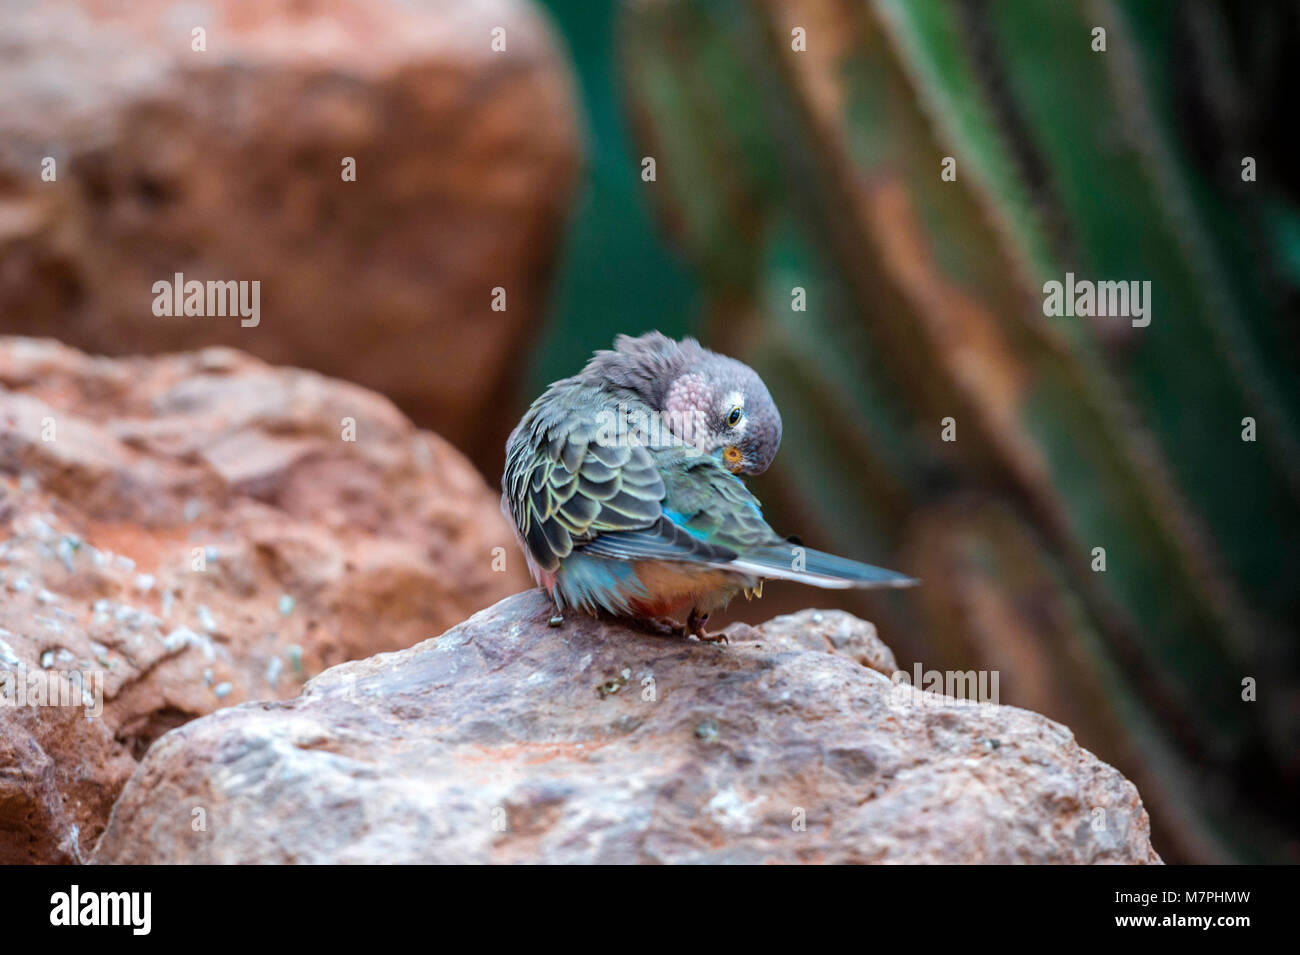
[722,445,744,473]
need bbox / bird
[501,332,918,641]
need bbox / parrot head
[581,331,783,475]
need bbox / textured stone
[0,337,531,862]
[94,589,1162,864]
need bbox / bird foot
[692,630,729,644]
[637,612,727,644]
[686,610,728,645]
[642,616,686,638]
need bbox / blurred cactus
[620,0,1300,861]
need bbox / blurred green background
[534,0,1300,863]
[532,0,700,390]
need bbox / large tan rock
[0,337,532,862]
[93,589,1162,864]
[0,0,579,468]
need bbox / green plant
[620,0,1300,862]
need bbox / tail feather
[721,544,919,590]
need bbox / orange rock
[0,0,580,471]
[0,337,532,862]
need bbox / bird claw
[686,610,727,644]
[642,616,686,638]
[638,611,727,644]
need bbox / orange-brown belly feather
[625,561,746,617]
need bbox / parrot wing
[503,384,672,573]
[582,451,918,590]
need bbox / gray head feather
[579,331,783,475]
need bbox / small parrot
[502,332,917,641]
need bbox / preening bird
[502,332,917,641]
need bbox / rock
[93,590,1162,864]
[727,608,899,676]
[0,337,532,862]
[0,0,579,469]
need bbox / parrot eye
[725,406,743,428]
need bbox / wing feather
[503,383,803,580]
[502,384,669,572]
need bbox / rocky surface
[0,337,532,862]
[94,589,1162,864]
[0,0,579,469]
